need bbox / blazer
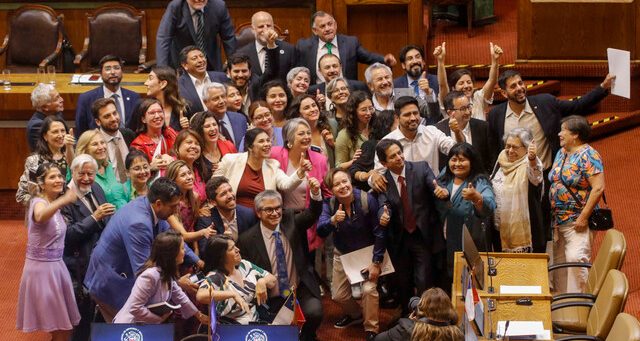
[156,0,236,71]
[435,118,492,173]
[75,86,141,137]
[212,152,303,195]
[393,73,440,97]
[119,127,136,147]
[26,111,65,151]
[62,183,109,286]
[237,198,323,298]
[179,70,229,118]
[487,85,608,168]
[221,111,249,150]
[194,204,257,251]
[236,40,296,83]
[295,34,384,83]
[377,161,445,256]
[83,196,199,310]
[246,45,281,102]
[308,78,369,95]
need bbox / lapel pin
[126,97,130,101]
[279,50,284,54]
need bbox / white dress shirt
[188,72,211,109]
[255,40,267,73]
[100,129,129,183]
[260,223,297,297]
[315,36,339,84]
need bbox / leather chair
[234,22,290,51]
[553,269,628,340]
[605,313,640,341]
[74,3,147,72]
[0,4,64,72]
[550,229,627,333]
[426,0,474,37]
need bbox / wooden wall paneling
[228,7,314,46]
[0,128,30,190]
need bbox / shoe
[365,331,377,341]
[334,315,363,329]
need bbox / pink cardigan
[271,146,330,250]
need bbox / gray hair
[326,76,348,98]
[202,82,227,100]
[282,118,311,149]
[503,127,534,148]
[364,62,392,84]
[254,190,283,211]
[70,153,99,172]
[286,67,311,86]
[31,83,56,109]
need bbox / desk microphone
[481,222,495,294]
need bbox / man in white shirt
[178,45,229,118]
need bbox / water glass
[46,65,56,85]
[37,67,46,84]
[2,69,10,91]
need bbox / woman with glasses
[122,149,151,201]
[326,77,351,125]
[335,91,375,170]
[238,101,283,151]
[130,98,177,172]
[143,66,189,131]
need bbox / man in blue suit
[393,45,439,100]
[203,82,248,150]
[156,0,236,71]
[84,178,201,322]
[178,45,229,118]
[75,55,140,137]
[296,11,396,84]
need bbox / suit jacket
[237,198,323,298]
[377,161,445,256]
[237,40,295,83]
[220,111,248,150]
[487,85,608,167]
[75,86,140,137]
[119,127,136,147]
[62,183,109,285]
[83,196,199,310]
[194,205,257,251]
[295,34,384,83]
[179,71,229,118]
[435,118,492,173]
[26,111,65,151]
[393,73,439,97]
[308,78,369,95]
[156,0,236,71]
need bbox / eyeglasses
[260,206,282,214]
[452,104,473,112]
[253,113,272,122]
[504,144,525,151]
[146,110,164,117]
[103,65,122,72]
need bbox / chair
[552,269,628,340]
[0,4,64,72]
[605,313,640,341]
[234,22,290,51]
[74,3,147,72]
[426,0,474,38]
[550,229,627,333]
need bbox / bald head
[251,11,274,45]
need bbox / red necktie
[398,176,417,233]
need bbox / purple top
[26,197,66,261]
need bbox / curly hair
[343,90,373,146]
[287,94,333,133]
[165,160,200,224]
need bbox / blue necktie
[410,80,420,97]
[272,230,290,296]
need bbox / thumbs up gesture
[461,182,481,204]
[433,42,446,62]
[307,175,320,196]
[418,71,432,95]
[379,205,391,227]
[64,128,76,146]
[332,203,346,225]
[433,180,449,200]
[527,140,537,161]
[490,42,503,62]
[315,88,326,107]
[266,28,278,48]
[297,152,313,178]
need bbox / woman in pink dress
[16,163,80,341]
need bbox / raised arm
[433,42,448,104]
[482,42,503,102]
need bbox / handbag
[559,156,613,231]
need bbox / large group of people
[16,2,615,341]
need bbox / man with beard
[487,70,614,252]
[393,45,439,100]
[203,82,248,149]
[178,46,229,117]
[366,63,441,125]
[91,98,136,183]
[75,55,140,137]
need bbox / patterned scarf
[497,149,531,251]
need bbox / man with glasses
[436,91,491,172]
[237,184,323,341]
[75,55,140,137]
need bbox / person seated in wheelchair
[196,235,277,324]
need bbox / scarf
[497,149,531,251]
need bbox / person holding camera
[317,169,389,341]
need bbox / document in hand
[147,301,181,316]
[339,245,395,284]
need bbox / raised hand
[601,73,616,90]
[93,203,116,220]
[461,182,481,203]
[527,140,537,161]
[265,28,278,48]
[307,175,321,196]
[433,180,449,200]
[379,205,390,227]
[315,88,326,107]
[321,129,335,148]
[433,42,446,62]
[449,117,460,133]
[64,128,76,146]
[332,203,346,225]
[490,42,503,62]
[384,53,397,66]
[418,71,432,95]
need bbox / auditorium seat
[605,313,640,341]
[234,22,290,51]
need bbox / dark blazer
[487,85,608,167]
[220,111,249,150]
[295,34,384,83]
[237,198,323,299]
[393,73,440,97]
[308,78,369,95]
[26,111,65,151]
[156,0,236,71]
[194,205,257,251]
[236,40,296,83]
[62,183,109,286]
[178,70,229,118]
[435,118,492,173]
[119,127,136,147]
[373,318,415,341]
[377,161,445,257]
[75,86,141,137]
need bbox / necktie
[410,80,420,97]
[272,230,290,296]
[325,42,333,55]
[111,137,127,183]
[261,47,269,74]
[219,120,233,144]
[398,176,417,233]
[195,10,206,57]
[111,93,124,127]
[84,193,98,212]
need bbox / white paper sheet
[339,245,394,284]
[607,48,631,99]
[496,321,550,340]
[500,285,542,294]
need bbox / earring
[287,143,293,148]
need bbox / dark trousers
[72,283,95,341]
[536,169,553,253]
[391,230,432,314]
[266,283,323,341]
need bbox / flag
[273,291,305,327]
[293,290,306,328]
[465,274,475,321]
[209,297,218,336]
[472,278,484,312]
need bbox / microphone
[481,222,495,294]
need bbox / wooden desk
[452,252,553,339]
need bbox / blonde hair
[410,288,463,341]
[76,129,108,168]
[165,160,200,223]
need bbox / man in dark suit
[178,45,229,117]
[296,11,396,84]
[195,176,257,250]
[237,187,323,341]
[62,154,114,341]
[436,91,492,173]
[203,82,248,150]
[27,83,65,151]
[308,54,369,95]
[393,45,439,100]
[75,55,140,137]
[156,0,236,71]
[375,139,445,313]
[236,11,295,83]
